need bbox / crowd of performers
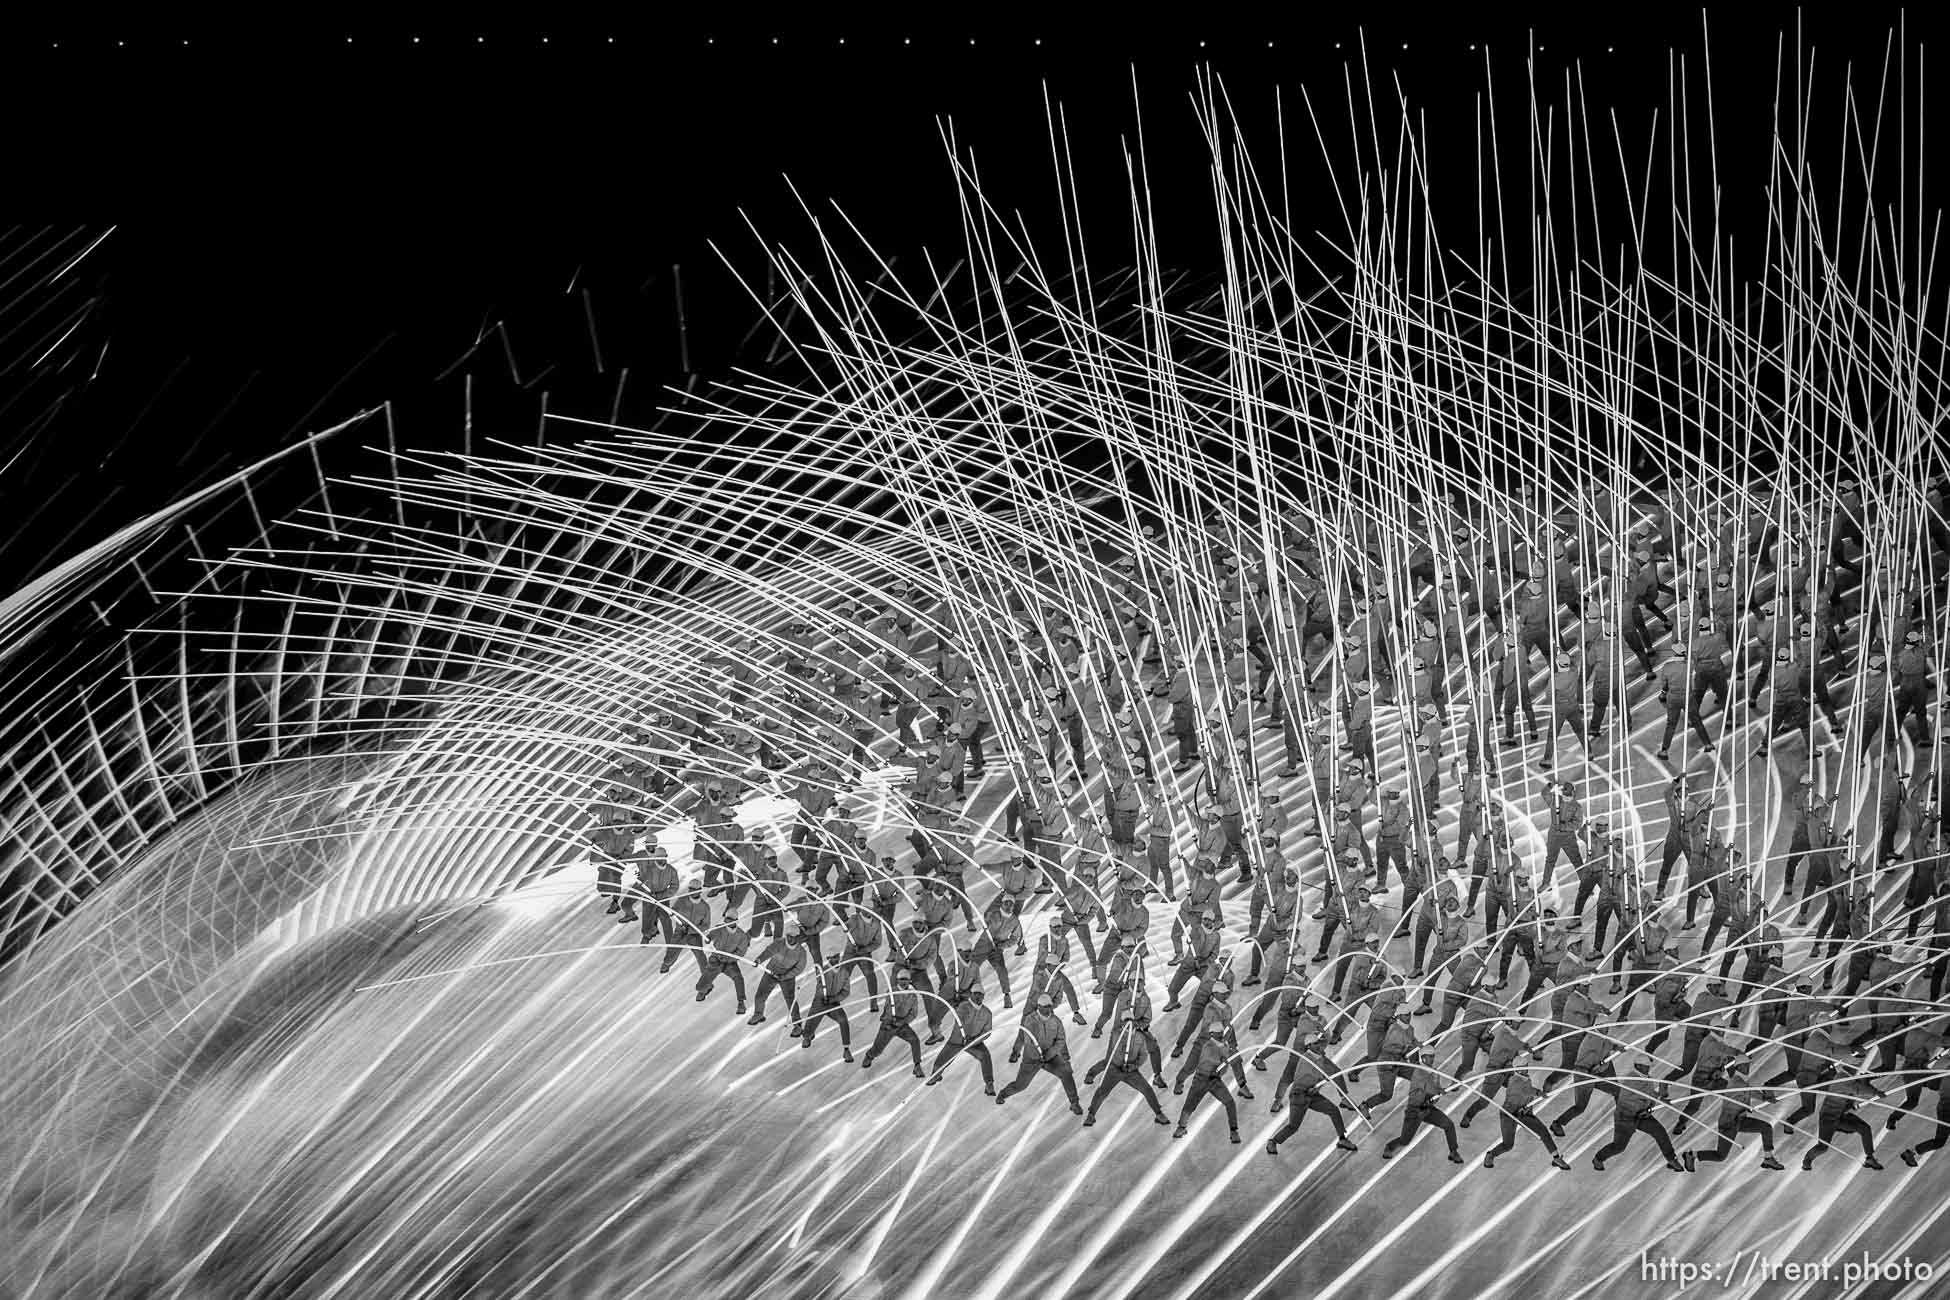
[583,475,1950,1174]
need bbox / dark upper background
[0,11,1939,591]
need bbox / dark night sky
[0,12,1937,590]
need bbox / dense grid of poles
[3,32,1950,1300]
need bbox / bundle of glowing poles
[1,29,1948,1300]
